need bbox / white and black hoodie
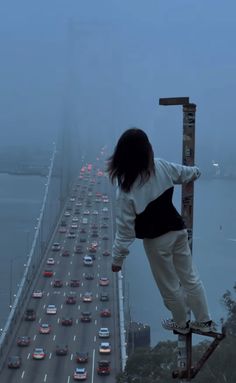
[112,158,200,267]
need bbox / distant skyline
[1,1,236,165]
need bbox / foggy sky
[1,0,236,166]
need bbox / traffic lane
[3,210,119,379]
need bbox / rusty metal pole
[159,98,196,383]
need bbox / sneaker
[161,319,190,335]
[190,320,217,333]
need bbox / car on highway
[7,356,21,369]
[43,269,53,277]
[66,292,77,304]
[32,347,46,360]
[24,308,36,321]
[84,273,94,280]
[80,312,92,323]
[39,323,51,334]
[80,237,87,243]
[67,231,76,238]
[53,279,63,288]
[100,309,111,318]
[99,342,111,354]
[100,292,109,301]
[46,304,57,314]
[56,345,68,356]
[71,223,78,229]
[83,255,93,266]
[70,279,80,287]
[73,367,88,380]
[58,226,67,233]
[61,317,73,326]
[99,277,109,286]
[64,211,71,217]
[32,290,43,298]
[51,242,61,251]
[46,257,55,265]
[98,328,110,338]
[97,360,110,376]
[82,292,93,302]
[101,224,108,229]
[75,245,83,254]
[102,235,109,240]
[17,336,30,346]
[62,250,70,257]
[102,250,110,256]
[76,352,89,363]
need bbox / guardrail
[0,144,58,369]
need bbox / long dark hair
[107,128,155,192]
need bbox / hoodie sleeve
[112,194,136,267]
[160,159,201,184]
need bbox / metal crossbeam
[172,328,226,379]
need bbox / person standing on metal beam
[107,128,215,334]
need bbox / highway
[0,162,121,382]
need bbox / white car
[46,304,57,314]
[32,347,46,359]
[83,256,93,266]
[71,223,78,229]
[72,217,79,222]
[102,207,108,212]
[32,290,43,298]
[64,211,71,217]
[98,327,110,338]
[47,258,55,265]
[73,367,87,380]
[99,342,111,354]
[51,242,61,251]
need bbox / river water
[0,174,235,346]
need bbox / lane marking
[27,353,30,360]
[21,370,25,379]
[91,348,95,383]
[53,335,56,341]
[49,353,52,359]
[70,353,73,360]
[44,374,47,382]
[33,335,37,341]
[73,335,76,341]
[94,335,96,342]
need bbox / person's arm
[162,159,201,184]
[112,195,136,271]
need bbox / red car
[76,352,89,363]
[62,250,70,257]
[100,309,111,318]
[97,360,110,376]
[43,269,53,277]
[53,279,63,288]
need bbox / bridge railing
[0,143,61,369]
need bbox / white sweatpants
[143,229,211,327]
